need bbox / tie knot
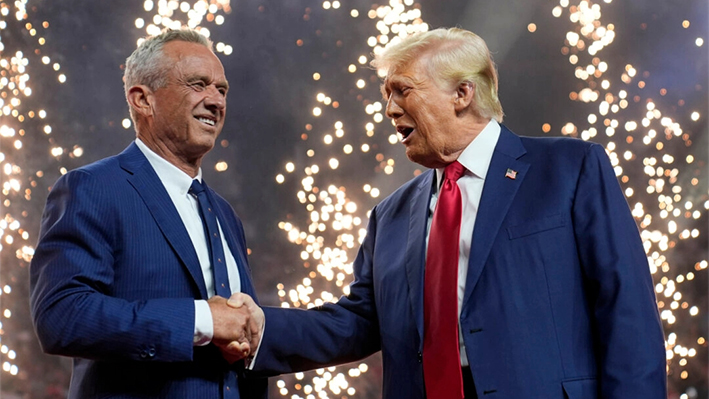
[189,179,206,196]
[444,161,466,182]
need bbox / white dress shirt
[426,120,501,366]
[135,138,242,346]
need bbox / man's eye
[191,82,206,90]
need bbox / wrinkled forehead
[165,41,226,78]
[164,41,220,64]
[384,54,418,78]
[382,55,439,87]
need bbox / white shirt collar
[134,138,202,196]
[435,119,501,188]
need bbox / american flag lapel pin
[505,168,517,180]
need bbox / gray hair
[124,28,213,94]
[372,27,504,122]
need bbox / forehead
[384,56,432,86]
[162,40,226,79]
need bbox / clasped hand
[207,293,264,363]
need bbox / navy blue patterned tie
[189,179,231,298]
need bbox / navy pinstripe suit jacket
[30,142,267,399]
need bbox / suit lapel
[461,127,529,312]
[404,170,435,343]
[118,143,209,299]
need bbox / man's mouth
[195,116,216,126]
[396,125,414,141]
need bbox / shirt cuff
[193,299,214,346]
[246,316,266,369]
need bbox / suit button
[148,347,156,357]
[139,350,148,359]
[417,351,422,363]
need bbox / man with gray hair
[228,27,666,399]
[30,28,266,398]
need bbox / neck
[137,134,201,178]
[437,117,490,167]
[460,116,491,146]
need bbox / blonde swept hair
[372,27,504,122]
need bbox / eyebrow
[387,74,416,86]
[186,74,230,91]
[217,80,230,91]
[381,75,414,95]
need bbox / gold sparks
[0,0,71,378]
[272,1,427,396]
[135,1,233,54]
[553,1,705,393]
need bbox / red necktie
[423,161,465,399]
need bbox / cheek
[417,115,438,138]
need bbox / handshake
[207,293,264,364]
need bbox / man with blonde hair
[30,29,266,398]
[229,27,666,399]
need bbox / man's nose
[385,97,403,119]
[204,86,226,110]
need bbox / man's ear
[126,85,153,118]
[454,81,475,113]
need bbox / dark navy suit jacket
[253,126,666,399]
[30,143,267,399]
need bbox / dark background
[0,0,706,398]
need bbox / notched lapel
[404,170,434,343]
[119,143,209,299]
[462,128,529,311]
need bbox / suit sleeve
[251,207,382,375]
[29,169,195,362]
[572,144,667,397]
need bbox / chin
[405,150,433,169]
[407,148,448,169]
[187,141,216,160]
[194,134,218,148]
